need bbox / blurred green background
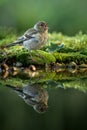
[0,0,87,35]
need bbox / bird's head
[34,102,48,113]
[34,21,48,32]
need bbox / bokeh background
[0,0,87,35]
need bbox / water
[0,68,87,130]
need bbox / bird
[6,21,48,50]
[6,83,49,113]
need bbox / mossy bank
[0,28,87,66]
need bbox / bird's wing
[17,28,38,42]
[5,28,38,47]
[24,28,38,39]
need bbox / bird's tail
[6,84,23,92]
[5,41,22,48]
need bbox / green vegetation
[0,28,87,65]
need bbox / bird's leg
[29,51,37,62]
[29,50,46,63]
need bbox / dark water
[0,69,87,130]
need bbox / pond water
[0,68,87,130]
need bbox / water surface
[0,69,87,130]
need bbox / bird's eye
[40,23,44,26]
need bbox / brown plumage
[6,21,49,50]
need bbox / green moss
[1,29,87,65]
[3,48,56,65]
[53,52,87,64]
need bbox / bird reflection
[6,83,49,113]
